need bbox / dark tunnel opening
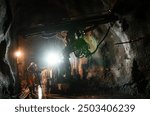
[0,0,150,99]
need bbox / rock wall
[111,0,150,96]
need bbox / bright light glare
[15,51,22,58]
[38,85,42,99]
[45,51,64,66]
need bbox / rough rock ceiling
[6,0,117,36]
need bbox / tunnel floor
[46,93,144,99]
[18,78,150,99]
[23,91,148,99]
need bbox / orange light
[15,50,22,58]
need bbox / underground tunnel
[0,0,150,99]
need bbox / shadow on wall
[0,40,14,98]
[131,59,148,94]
